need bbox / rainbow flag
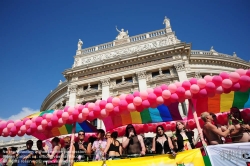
[188,89,250,118]
[103,103,182,131]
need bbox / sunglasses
[106,135,111,137]
[78,133,84,136]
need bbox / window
[116,79,122,84]
[125,77,133,82]
[162,69,170,74]
[152,71,159,77]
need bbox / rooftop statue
[77,39,83,50]
[163,16,170,28]
[116,26,129,40]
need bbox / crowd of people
[0,107,249,166]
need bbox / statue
[77,39,83,50]
[58,80,62,85]
[122,76,125,82]
[116,26,129,40]
[163,16,170,28]
[88,83,91,89]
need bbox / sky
[0,0,250,140]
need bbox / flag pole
[68,122,76,166]
[188,99,207,147]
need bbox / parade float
[1,69,250,166]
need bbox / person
[172,121,199,152]
[59,136,75,166]
[35,140,47,166]
[105,132,111,139]
[74,130,88,162]
[163,16,170,28]
[151,125,175,155]
[115,26,129,40]
[201,112,234,145]
[16,140,35,166]
[77,39,83,50]
[45,137,61,166]
[92,129,107,161]
[104,131,122,160]
[122,124,146,157]
[86,136,97,161]
[0,149,4,166]
[229,107,250,142]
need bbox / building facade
[40,17,250,130]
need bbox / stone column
[98,78,110,130]
[68,84,78,107]
[174,62,188,116]
[136,71,147,91]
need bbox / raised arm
[122,136,130,149]
[47,146,60,160]
[104,138,111,154]
[151,137,156,153]
[208,123,233,138]
[116,26,121,33]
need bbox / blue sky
[0,0,249,124]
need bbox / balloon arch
[0,69,250,138]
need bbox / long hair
[125,124,137,137]
[175,121,186,135]
[111,131,118,140]
[230,107,242,120]
[155,125,164,137]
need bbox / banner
[74,149,205,166]
[206,142,250,166]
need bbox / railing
[79,29,167,55]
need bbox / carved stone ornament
[100,78,110,87]
[136,71,147,80]
[194,72,201,79]
[174,62,186,72]
[68,84,78,93]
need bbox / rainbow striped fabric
[103,103,183,131]
[188,89,250,118]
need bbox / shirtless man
[229,107,250,142]
[201,112,234,145]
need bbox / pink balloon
[176,87,185,97]
[189,78,197,85]
[30,123,37,131]
[170,93,179,103]
[105,103,114,112]
[0,121,7,130]
[185,90,192,99]
[204,75,213,83]
[140,91,148,100]
[232,83,241,91]
[107,97,113,103]
[219,72,229,79]
[7,120,14,125]
[119,100,128,111]
[35,117,43,126]
[182,81,191,90]
[25,120,32,127]
[88,103,95,111]
[190,84,200,94]
[99,100,107,109]
[15,120,23,129]
[168,84,177,93]
[20,125,26,132]
[112,97,120,107]
[62,112,69,121]
[72,109,79,119]
[58,118,64,125]
[223,87,231,94]
[95,100,101,106]
[17,130,25,137]
[174,82,181,88]
[32,117,37,123]
[64,106,70,112]
[113,106,121,115]
[156,96,164,105]
[222,79,233,89]
[127,103,136,112]
[162,90,171,99]
[77,105,85,113]
[147,88,154,94]
[119,94,127,100]
[197,79,207,88]
[93,106,101,117]
[7,123,14,129]
[236,69,246,76]
[41,119,48,127]
[3,128,9,136]
[199,89,207,98]
[133,91,140,97]
[100,109,108,118]
[46,121,53,130]
[82,108,90,116]
[160,84,168,90]
[246,70,250,77]
[147,93,157,103]
[133,97,142,106]
[239,76,250,87]
[51,115,59,125]
[74,104,81,110]
[77,113,85,123]
[67,106,75,115]
[178,97,185,103]
[154,87,162,97]
[216,86,224,94]
[229,72,240,83]
[126,94,134,103]
[135,105,144,112]
[212,76,222,87]
[37,125,43,132]
[205,82,216,92]
[10,126,17,134]
[46,113,53,122]
[142,100,150,109]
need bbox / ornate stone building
[40,17,250,129]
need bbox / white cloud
[0,107,39,143]
[0,107,39,121]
